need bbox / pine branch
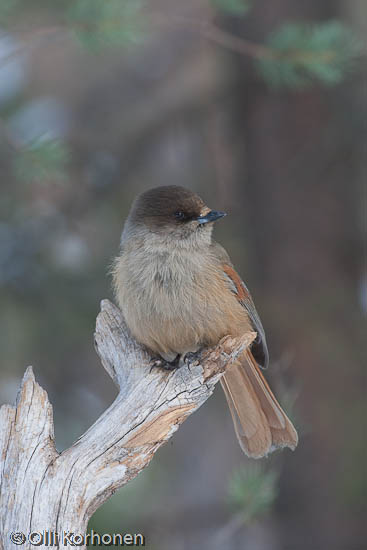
[256,20,363,89]
[13,138,70,184]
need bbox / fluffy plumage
[112,185,298,457]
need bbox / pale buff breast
[112,241,252,360]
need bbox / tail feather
[220,350,298,458]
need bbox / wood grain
[0,299,255,549]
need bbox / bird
[112,185,298,458]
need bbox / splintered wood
[0,299,255,549]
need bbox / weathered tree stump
[0,299,255,549]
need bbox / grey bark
[0,299,255,549]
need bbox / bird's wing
[210,241,298,457]
[211,241,268,369]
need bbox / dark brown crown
[129,186,205,227]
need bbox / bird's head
[123,185,226,250]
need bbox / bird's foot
[181,350,201,367]
[149,355,180,373]
[149,351,201,373]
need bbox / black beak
[197,210,227,225]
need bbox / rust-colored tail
[220,350,298,458]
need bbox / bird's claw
[149,356,180,373]
[182,351,200,366]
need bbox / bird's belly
[124,278,210,358]
[116,252,251,359]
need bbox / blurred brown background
[0,1,366,549]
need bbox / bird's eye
[174,211,186,220]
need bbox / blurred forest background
[0,1,366,549]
